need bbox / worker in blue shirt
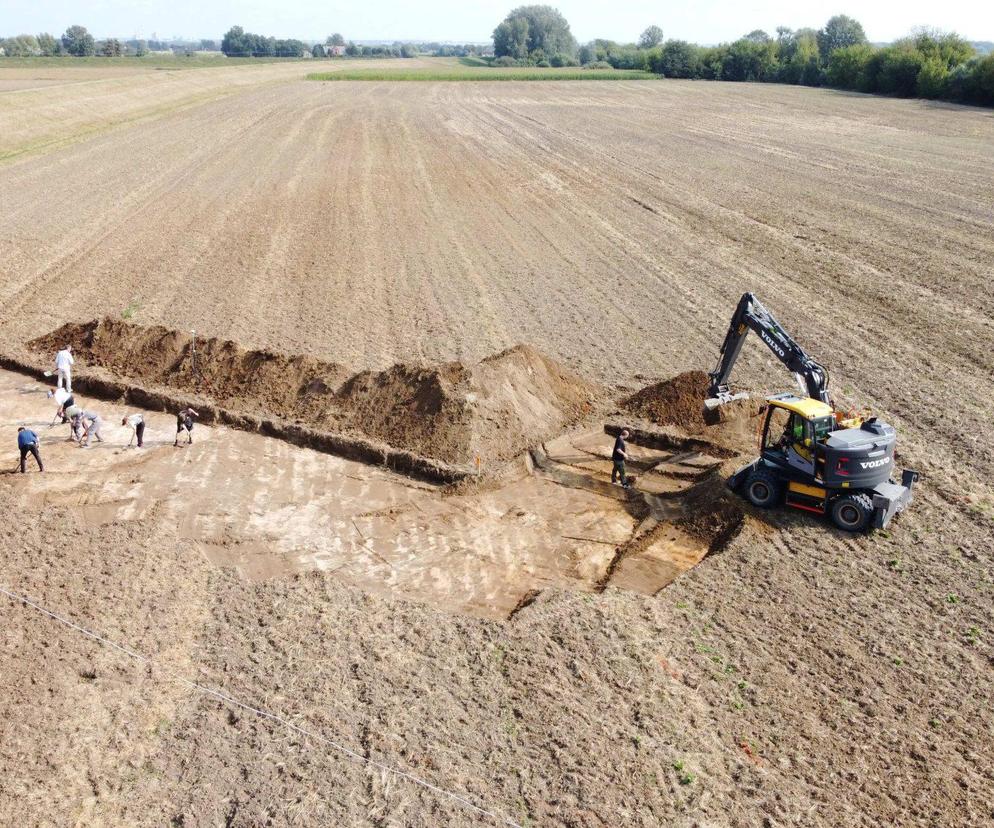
[17,427,43,473]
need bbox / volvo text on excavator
[707,292,918,532]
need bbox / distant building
[327,44,346,57]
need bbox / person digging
[612,428,633,488]
[17,427,43,474]
[122,412,146,448]
[174,407,199,447]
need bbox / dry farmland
[1,59,993,827]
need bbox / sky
[3,1,992,43]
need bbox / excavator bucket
[704,389,749,410]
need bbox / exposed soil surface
[31,319,601,466]
[1,66,993,827]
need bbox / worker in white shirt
[122,412,146,448]
[54,345,74,392]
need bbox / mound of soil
[30,321,601,468]
[623,371,711,431]
[339,344,599,465]
[623,370,764,455]
[31,319,350,424]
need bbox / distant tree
[639,25,664,49]
[327,33,346,47]
[653,40,699,78]
[62,25,96,56]
[274,39,306,57]
[36,32,61,56]
[134,39,148,57]
[875,45,926,96]
[825,42,875,89]
[199,39,217,51]
[493,17,530,59]
[493,5,577,59]
[817,15,866,62]
[908,28,974,68]
[578,42,595,64]
[345,41,361,56]
[721,37,779,81]
[777,27,820,84]
[2,34,41,56]
[221,26,247,56]
[744,29,771,44]
[101,38,123,57]
[969,53,994,103]
[400,43,418,58]
[312,43,326,58]
[916,57,950,98]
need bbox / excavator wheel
[830,493,873,532]
[744,467,783,508]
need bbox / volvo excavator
[707,292,918,532]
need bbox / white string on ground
[0,584,523,828]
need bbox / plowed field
[1,64,992,827]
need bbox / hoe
[707,292,918,532]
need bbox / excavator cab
[759,395,835,478]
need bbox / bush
[606,46,650,71]
[585,61,613,69]
[876,46,926,96]
[970,53,994,105]
[492,56,519,67]
[535,59,550,67]
[549,52,578,67]
[826,43,875,90]
[916,57,949,98]
[653,40,700,78]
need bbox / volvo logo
[860,458,890,469]
[760,330,786,358]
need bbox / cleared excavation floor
[0,368,718,618]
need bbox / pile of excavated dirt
[339,344,598,465]
[29,320,601,468]
[623,370,711,431]
[30,319,350,424]
[623,370,764,455]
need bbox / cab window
[811,415,834,442]
[764,407,792,450]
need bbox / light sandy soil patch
[0,368,719,618]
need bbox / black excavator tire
[830,492,874,532]
[745,467,783,509]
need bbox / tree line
[1,26,220,57]
[219,27,308,58]
[491,6,994,106]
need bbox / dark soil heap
[31,319,350,423]
[30,320,601,468]
[623,370,711,430]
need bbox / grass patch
[308,66,657,82]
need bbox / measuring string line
[0,584,523,828]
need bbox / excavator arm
[707,292,831,407]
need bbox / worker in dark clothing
[17,427,43,473]
[174,407,199,447]
[612,428,631,487]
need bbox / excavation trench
[5,326,751,619]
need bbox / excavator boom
[707,292,830,407]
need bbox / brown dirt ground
[1,68,993,826]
